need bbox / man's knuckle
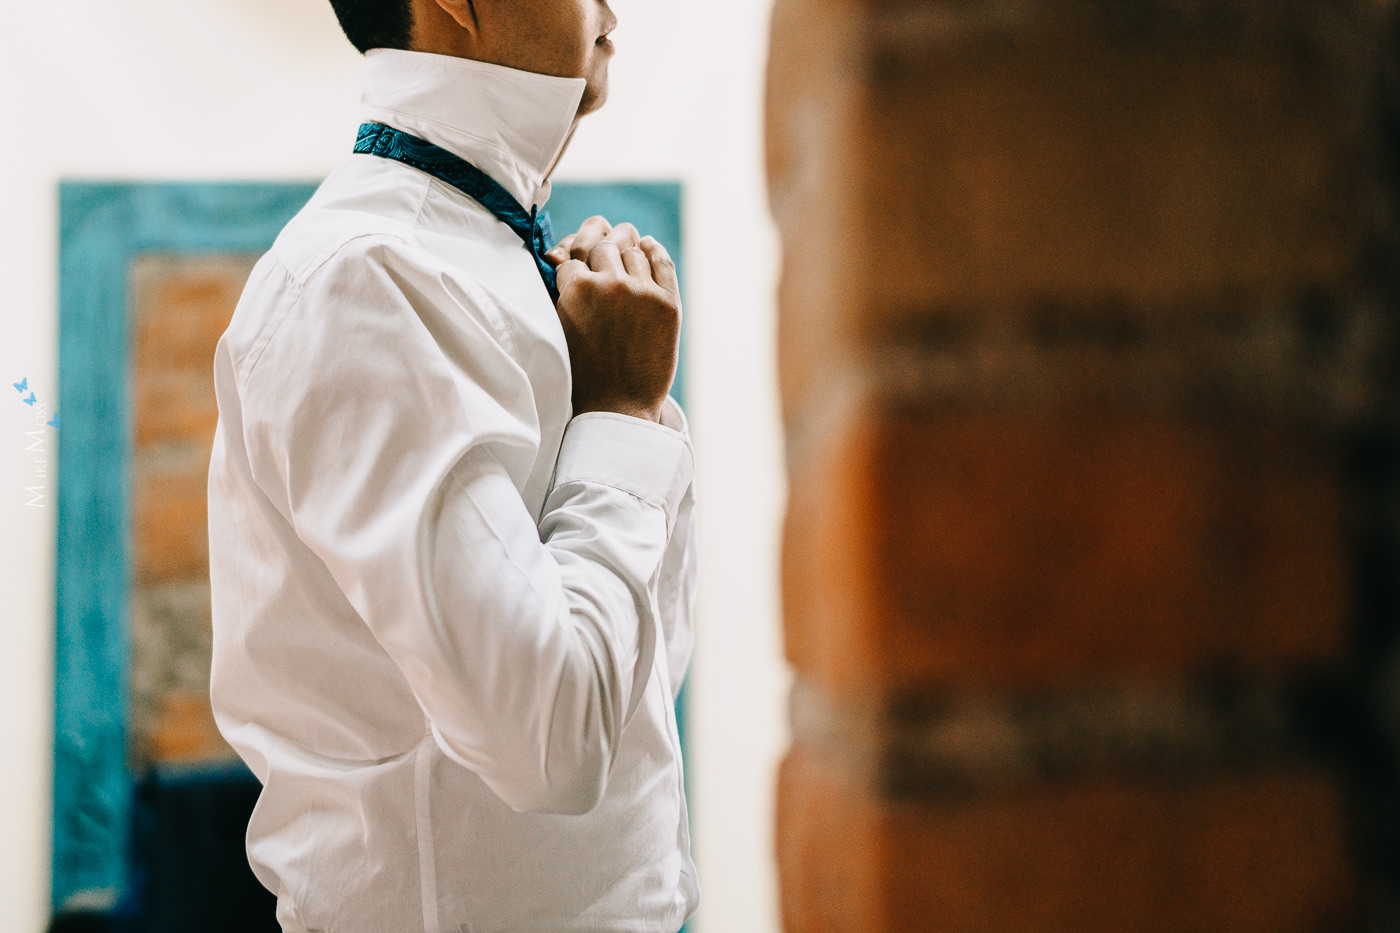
[579,275,609,296]
[576,274,619,300]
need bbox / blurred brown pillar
[767,3,1400,930]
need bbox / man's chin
[578,82,608,116]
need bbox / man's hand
[545,216,681,424]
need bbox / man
[206,0,698,929]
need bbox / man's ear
[434,0,480,31]
[410,0,480,54]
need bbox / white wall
[0,2,787,931]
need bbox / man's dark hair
[328,0,413,54]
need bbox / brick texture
[768,0,1376,422]
[128,255,253,766]
[784,403,1349,693]
[780,744,1357,933]
[769,0,1398,928]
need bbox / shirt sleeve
[233,235,693,815]
[656,399,698,699]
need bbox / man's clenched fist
[546,216,681,424]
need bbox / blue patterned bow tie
[353,122,560,301]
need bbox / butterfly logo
[13,377,26,393]
[23,392,36,406]
[47,415,61,428]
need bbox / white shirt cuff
[555,406,695,531]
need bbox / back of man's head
[329,0,413,54]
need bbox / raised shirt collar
[360,48,586,209]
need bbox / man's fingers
[640,237,679,294]
[557,226,677,300]
[554,257,587,293]
[620,245,651,280]
[565,215,613,261]
[604,222,641,252]
[545,234,576,266]
[587,239,625,275]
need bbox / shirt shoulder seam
[239,229,415,383]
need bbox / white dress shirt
[208,49,698,933]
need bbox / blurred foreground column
[767,2,1400,930]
